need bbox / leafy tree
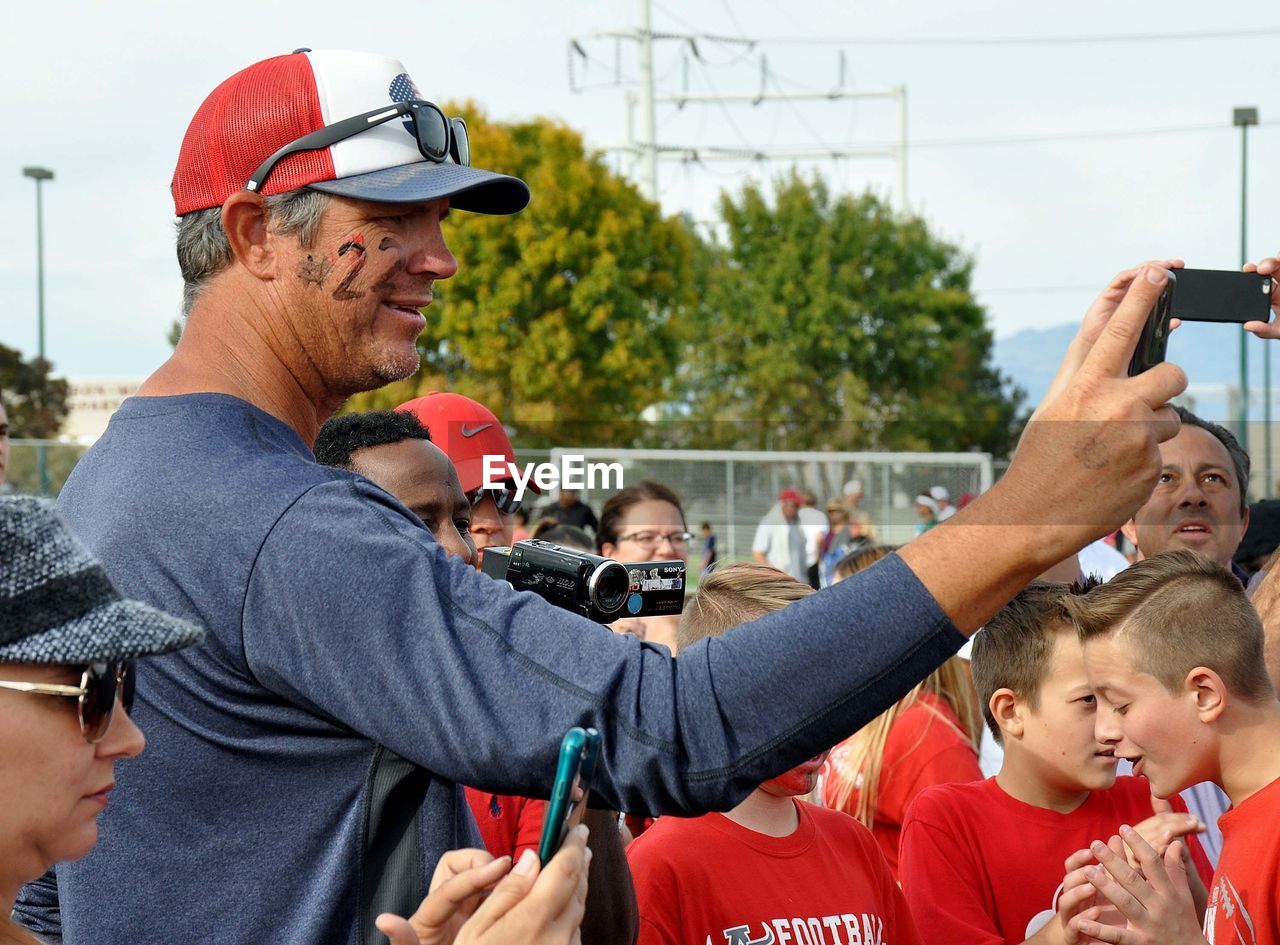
[345,103,696,448]
[677,171,1024,454]
[0,342,69,438]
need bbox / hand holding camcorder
[481,539,685,624]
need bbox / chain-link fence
[9,441,992,563]
[526,447,994,561]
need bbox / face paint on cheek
[331,234,368,301]
[296,254,333,287]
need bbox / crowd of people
[5,46,1280,945]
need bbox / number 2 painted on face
[332,236,367,301]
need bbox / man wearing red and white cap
[17,46,1201,945]
[397,391,536,564]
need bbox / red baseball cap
[396,392,539,496]
[779,489,804,503]
[171,49,529,216]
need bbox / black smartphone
[1170,269,1274,324]
[1128,269,1275,376]
[537,727,601,864]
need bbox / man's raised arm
[900,263,1185,632]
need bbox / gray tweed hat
[0,496,205,663]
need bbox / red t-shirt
[1204,774,1280,945]
[823,692,981,877]
[899,776,1213,945]
[464,788,545,861]
[627,799,922,945]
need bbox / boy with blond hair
[899,581,1211,945]
[627,563,921,945]
[1067,550,1280,945]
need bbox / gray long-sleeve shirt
[15,394,962,945]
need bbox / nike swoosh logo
[460,423,493,437]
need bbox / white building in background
[63,377,144,443]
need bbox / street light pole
[1233,109,1260,494]
[22,165,54,496]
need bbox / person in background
[2,497,204,943]
[314,411,477,566]
[627,564,922,945]
[931,486,957,522]
[314,412,637,945]
[823,545,983,878]
[547,489,599,535]
[534,524,594,551]
[798,493,828,588]
[843,478,864,511]
[397,392,534,566]
[751,489,810,584]
[1078,534,1129,582]
[597,481,692,652]
[699,522,717,576]
[914,494,939,535]
[818,501,872,588]
[511,508,532,543]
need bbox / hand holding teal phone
[538,726,601,865]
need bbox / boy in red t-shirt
[1066,550,1280,945]
[627,564,921,945]
[899,580,1212,945]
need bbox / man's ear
[990,688,1023,741]
[1185,667,1226,723]
[221,191,276,281]
[1120,519,1139,556]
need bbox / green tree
[0,342,69,438]
[345,103,696,448]
[678,171,1023,454]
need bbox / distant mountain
[994,321,1274,420]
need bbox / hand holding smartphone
[538,727,601,865]
[1128,268,1275,376]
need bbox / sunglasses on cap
[0,661,136,745]
[246,99,470,195]
[466,482,522,516]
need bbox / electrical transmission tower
[568,0,908,209]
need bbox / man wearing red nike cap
[397,392,535,565]
[14,46,1205,945]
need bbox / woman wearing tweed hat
[0,497,205,944]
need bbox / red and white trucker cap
[171,49,529,217]
[396,392,540,497]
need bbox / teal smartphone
[537,726,601,865]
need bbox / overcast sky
[1,0,1277,378]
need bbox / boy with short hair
[899,581,1211,945]
[627,563,921,945]
[1068,549,1280,945]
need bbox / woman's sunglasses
[0,661,136,744]
[247,100,469,194]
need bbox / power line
[909,119,1278,150]
[752,26,1280,48]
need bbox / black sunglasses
[466,482,522,516]
[246,100,470,194]
[0,661,136,744]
